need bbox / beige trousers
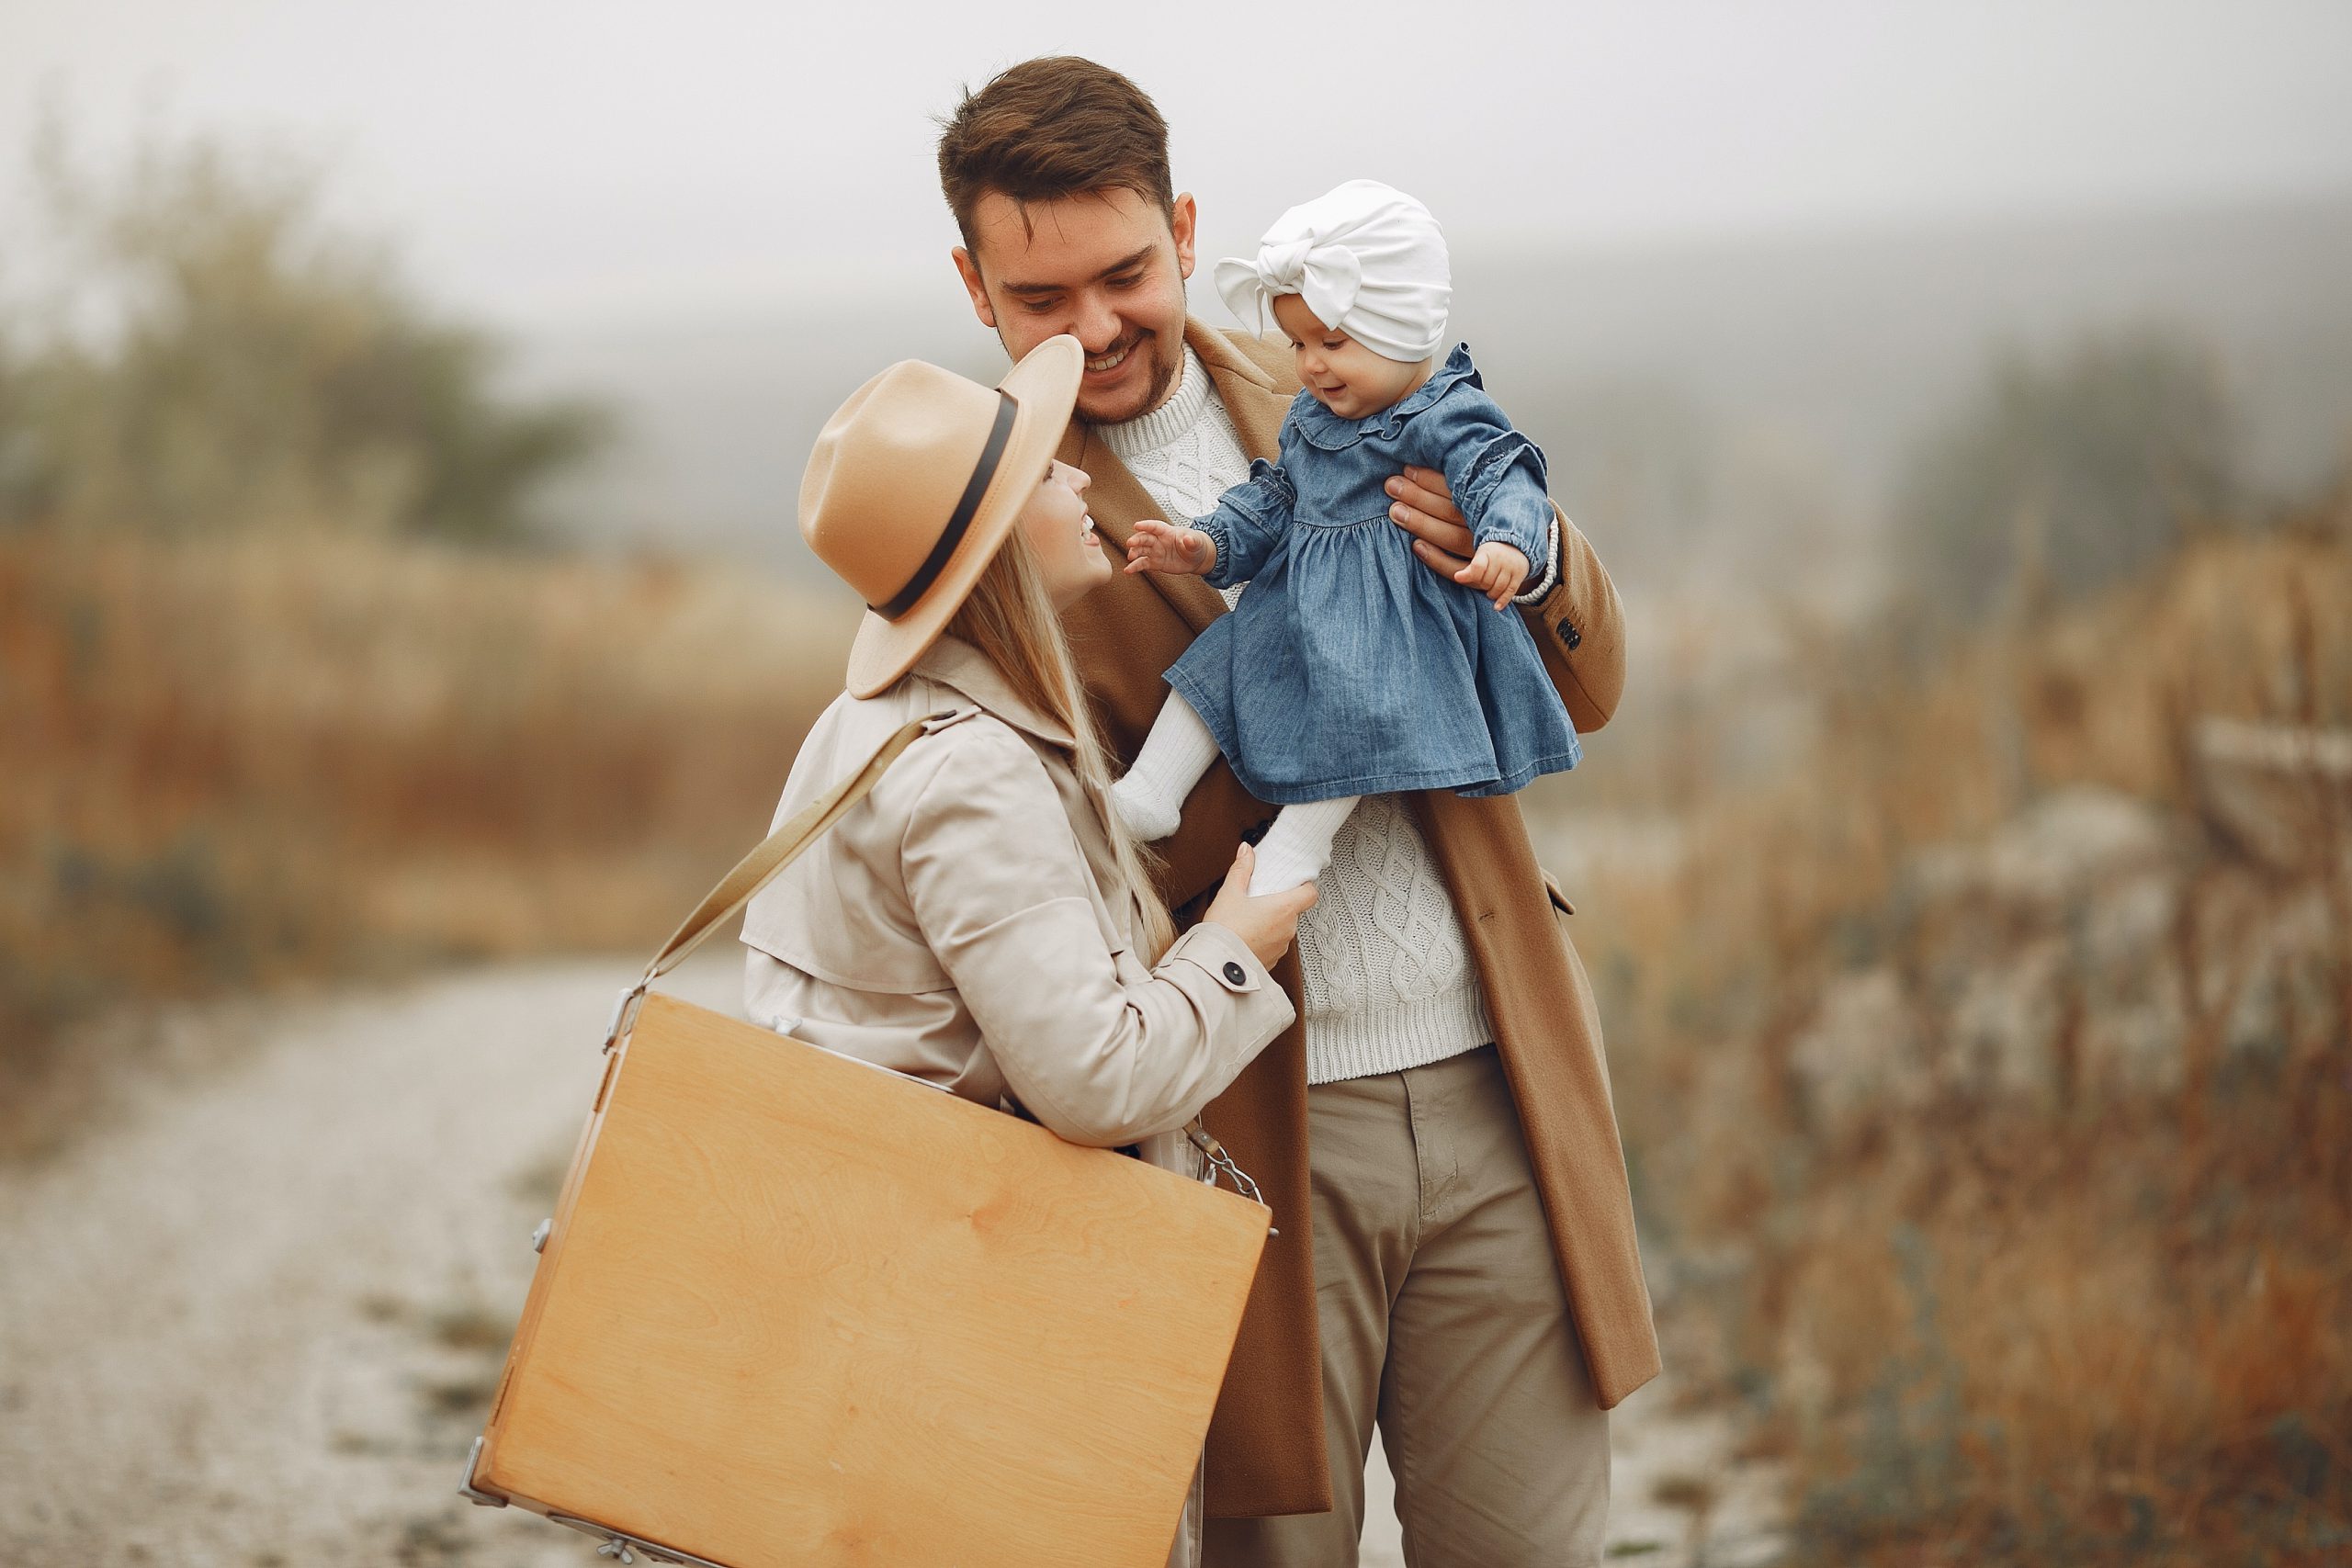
[1204,1045,1610,1568]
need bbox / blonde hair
[943,527,1178,962]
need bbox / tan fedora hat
[800,334,1084,698]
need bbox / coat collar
[1057,319,1295,635]
[906,635,1140,950]
[1184,317,1294,457]
[908,634,1075,750]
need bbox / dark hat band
[871,390,1019,621]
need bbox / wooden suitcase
[460,712,1273,1567]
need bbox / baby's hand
[1124,519,1218,577]
[1455,540,1530,610]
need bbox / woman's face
[1017,458,1110,611]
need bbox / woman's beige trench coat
[740,633,1297,1567]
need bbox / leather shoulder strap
[639,707,977,984]
[624,702,1269,1213]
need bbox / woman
[739,337,1314,1566]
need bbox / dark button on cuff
[1556,618,1582,649]
[1222,961,1248,986]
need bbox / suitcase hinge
[458,1435,508,1508]
[601,983,649,1055]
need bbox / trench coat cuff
[1159,920,1295,1068]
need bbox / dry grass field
[15,108,2346,1564]
[5,500,2347,1561]
[0,529,857,1156]
[1542,501,2352,1563]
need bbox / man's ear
[1170,192,1198,282]
[950,246,998,330]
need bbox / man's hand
[1124,518,1218,577]
[1389,466,1527,608]
[1386,465,1479,576]
[1455,540,1530,610]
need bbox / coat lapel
[1057,319,1296,637]
[1059,429,1227,637]
[910,635,1075,750]
[1186,317,1293,461]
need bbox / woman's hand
[1198,842,1317,969]
[1456,539,1530,610]
[1124,518,1218,577]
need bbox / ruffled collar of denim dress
[1287,342,1481,451]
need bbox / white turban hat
[1213,179,1452,364]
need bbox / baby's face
[1271,294,1430,422]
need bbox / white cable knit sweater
[1098,347,1506,1085]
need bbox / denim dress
[1163,344,1581,805]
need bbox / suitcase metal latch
[1186,1124,1277,1235]
[601,983,649,1055]
[458,1436,507,1508]
[547,1512,735,1566]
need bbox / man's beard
[1074,328,1181,426]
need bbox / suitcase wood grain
[475,992,1270,1568]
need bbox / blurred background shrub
[1533,467,2352,1561]
[0,129,606,543]
[0,131,852,1147]
[1895,328,2243,627]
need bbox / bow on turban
[1213,179,1452,364]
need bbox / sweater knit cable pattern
[1098,347,1494,1085]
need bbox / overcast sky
[6,0,2351,329]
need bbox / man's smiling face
[952,186,1197,426]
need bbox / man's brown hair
[935,57,1173,253]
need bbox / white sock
[1111,696,1221,841]
[1248,796,1359,896]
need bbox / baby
[1111,179,1580,895]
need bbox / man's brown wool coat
[1055,320,1661,1518]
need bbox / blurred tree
[0,129,608,543]
[1894,328,2239,624]
[0,326,34,509]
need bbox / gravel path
[0,956,1781,1566]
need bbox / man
[933,56,1659,1567]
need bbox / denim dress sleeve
[1196,457,1298,591]
[1418,383,1552,566]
